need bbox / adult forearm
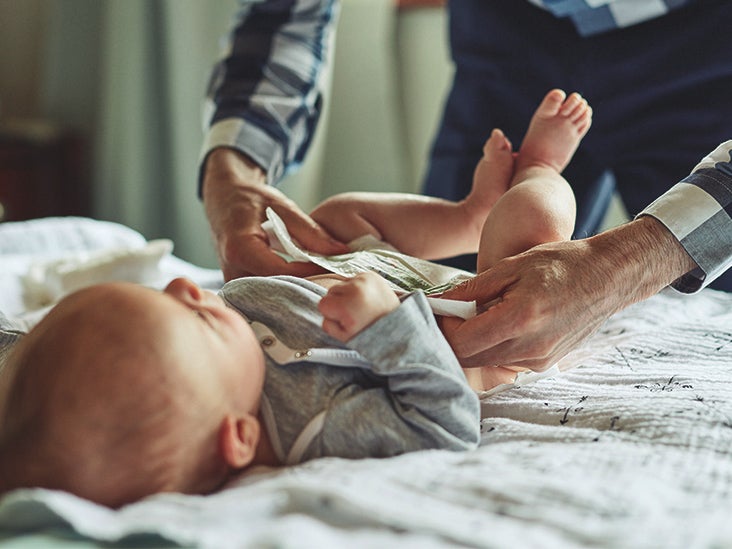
[585,215,698,313]
[202,0,338,185]
[202,147,268,243]
[203,148,267,193]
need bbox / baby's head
[0,278,265,507]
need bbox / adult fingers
[275,207,350,257]
[440,296,535,363]
[220,233,326,281]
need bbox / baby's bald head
[0,282,255,507]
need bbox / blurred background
[0,0,624,268]
[0,0,453,268]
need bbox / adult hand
[202,148,349,281]
[439,217,697,371]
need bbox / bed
[1,216,731,548]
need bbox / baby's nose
[163,277,202,303]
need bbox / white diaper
[262,208,477,319]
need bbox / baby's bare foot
[516,89,592,175]
[466,128,515,215]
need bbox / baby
[0,89,590,508]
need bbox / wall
[0,0,103,146]
[319,0,452,198]
[0,0,47,119]
[0,0,237,267]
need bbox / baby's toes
[559,92,583,117]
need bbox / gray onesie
[220,276,480,466]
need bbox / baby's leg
[476,175,576,271]
[475,90,589,271]
[311,191,474,259]
[462,128,515,220]
[467,172,578,388]
[310,131,515,260]
[463,363,523,393]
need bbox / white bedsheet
[1,217,731,548]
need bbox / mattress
[1,217,731,548]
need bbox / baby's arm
[318,272,400,341]
[317,288,481,456]
[310,192,483,260]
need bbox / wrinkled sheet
[1,217,731,548]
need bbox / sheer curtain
[41,0,327,268]
[93,0,237,267]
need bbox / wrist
[203,148,267,189]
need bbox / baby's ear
[218,414,260,469]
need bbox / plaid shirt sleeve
[526,0,696,36]
[639,141,732,293]
[199,0,339,190]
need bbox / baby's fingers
[321,317,352,342]
[318,293,358,341]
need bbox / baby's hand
[318,272,400,341]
